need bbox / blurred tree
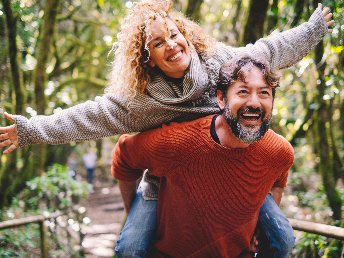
[0,0,26,208]
[266,0,278,33]
[314,39,342,221]
[32,0,60,175]
[243,0,269,44]
[186,0,204,22]
[291,0,306,27]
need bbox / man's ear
[217,90,225,110]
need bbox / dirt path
[82,179,124,257]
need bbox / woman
[0,0,334,257]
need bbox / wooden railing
[289,218,344,240]
[0,214,343,257]
[0,208,85,257]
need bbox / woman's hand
[319,3,335,33]
[0,112,19,154]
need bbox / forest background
[0,0,343,257]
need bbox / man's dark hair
[217,56,280,97]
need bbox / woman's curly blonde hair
[106,0,216,98]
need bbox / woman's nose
[166,39,177,49]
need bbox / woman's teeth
[168,51,182,61]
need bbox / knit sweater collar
[202,115,270,155]
[146,46,210,104]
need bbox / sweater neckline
[205,115,263,154]
[146,46,210,104]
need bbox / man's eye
[238,90,248,94]
[260,91,270,95]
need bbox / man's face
[219,66,274,144]
[147,17,191,78]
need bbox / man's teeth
[168,52,182,61]
[243,114,259,117]
[241,113,260,119]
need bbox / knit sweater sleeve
[216,7,327,71]
[111,134,146,181]
[14,94,130,147]
[111,127,176,181]
[272,135,295,188]
[14,93,187,148]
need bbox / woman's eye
[154,41,164,48]
[171,33,178,39]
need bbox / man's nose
[246,93,261,108]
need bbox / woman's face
[147,18,191,78]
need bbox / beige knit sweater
[15,8,326,149]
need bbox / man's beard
[223,102,272,144]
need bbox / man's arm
[270,186,284,206]
[118,180,138,213]
[112,132,168,212]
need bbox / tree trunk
[34,0,60,114]
[291,0,306,27]
[266,0,278,33]
[33,0,60,175]
[243,0,269,44]
[186,0,204,22]
[2,0,26,114]
[0,0,27,208]
[314,40,342,221]
[329,98,344,182]
[341,100,344,160]
[231,0,243,43]
[290,106,314,146]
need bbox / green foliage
[0,224,40,257]
[293,233,343,258]
[294,233,328,258]
[0,164,89,256]
[13,164,88,212]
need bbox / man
[112,56,294,257]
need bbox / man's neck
[215,115,250,149]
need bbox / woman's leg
[115,188,157,258]
[256,193,295,258]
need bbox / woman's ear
[149,59,156,68]
[216,90,225,110]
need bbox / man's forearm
[118,180,138,213]
[270,186,284,206]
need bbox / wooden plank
[39,221,49,258]
[289,218,344,240]
[0,211,63,230]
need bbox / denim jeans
[115,188,157,258]
[255,193,295,258]
[115,192,295,258]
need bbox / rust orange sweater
[112,115,294,258]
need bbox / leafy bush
[0,164,89,257]
[293,233,343,258]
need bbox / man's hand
[319,3,335,33]
[0,112,18,154]
[249,227,260,253]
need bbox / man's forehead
[235,66,266,83]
